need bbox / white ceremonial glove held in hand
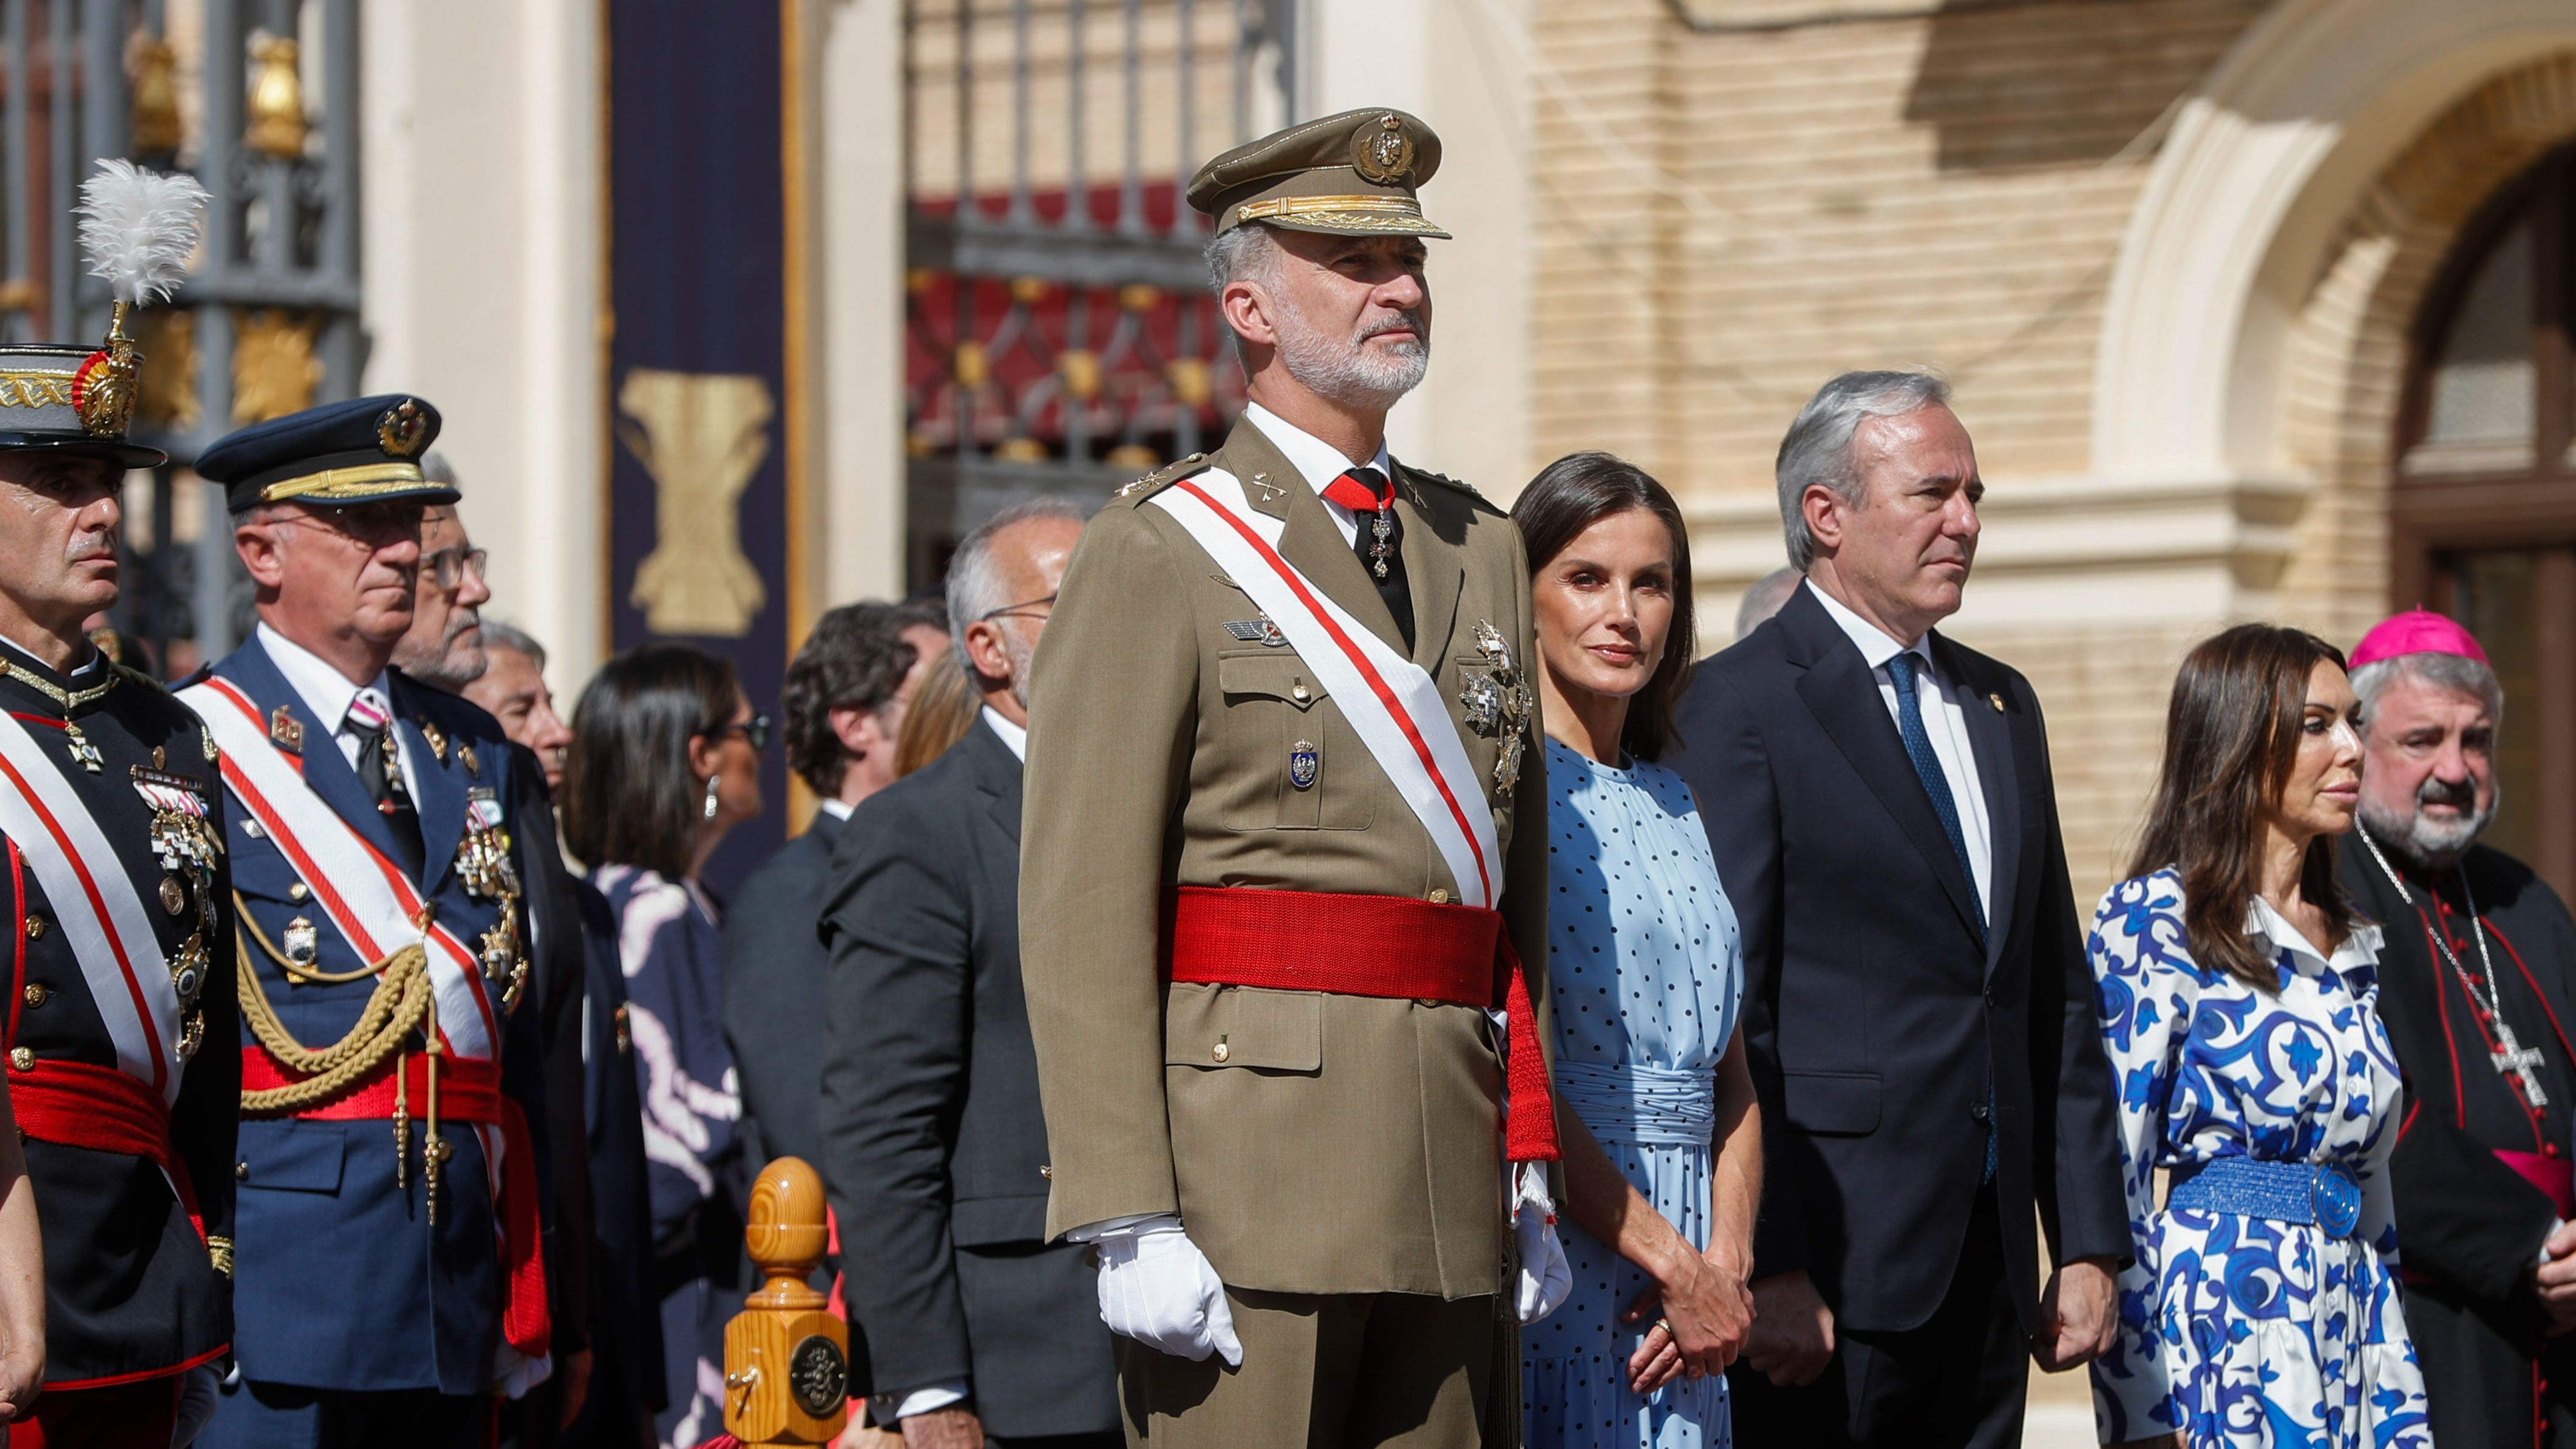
[1092,1217,1243,1366]
[1513,1161,1572,1325]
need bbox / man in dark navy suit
[1674,371,2127,1448]
[187,396,554,1449]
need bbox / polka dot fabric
[1522,738,1742,1449]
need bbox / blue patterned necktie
[1886,650,1996,1181]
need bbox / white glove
[1092,1216,1243,1366]
[1513,1162,1572,1326]
[171,1365,222,1448]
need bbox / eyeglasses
[421,544,488,590]
[977,592,1057,624]
[713,714,772,754]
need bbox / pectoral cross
[2493,1020,2551,1109]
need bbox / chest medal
[1460,621,1535,798]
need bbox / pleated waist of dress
[1555,1059,1715,1147]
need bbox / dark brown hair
[1512,452,1696,762]
[781,598,947,794]
[2129,624,2356,989]
[563,643,743,878]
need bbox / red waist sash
[239,1048,550,1359]
[1167,886,1561,1162]
[10,1059,201,1240]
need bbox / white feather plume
[76,159,207,308]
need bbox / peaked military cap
[197,394,454,513]
[0,342,167,469]
[1187,107,1449,239]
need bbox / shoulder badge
[1115,452,1210,503]
[1410,467,1487,502]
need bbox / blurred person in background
[892,649,975,779]
[819,497,1119,1449]
[724,598,947,1178]
[390,483,599,1448]
[1733,565,1799,643]
[2087,624,2425,1448]
[2336,610,2576,1448]
[562,644,764,1449]
[1512,454,1760,1449]
[467,622,664,1449]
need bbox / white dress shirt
[257,622,422,806]
[1806,582,1993,920]
[0,629,104,684]
[1242,400,1395,549]
[817,797,854,823]
[979,705,1028,762]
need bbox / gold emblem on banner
[616,368,772,638]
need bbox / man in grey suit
[723,596,948,1175]
[820,497,1116,1449]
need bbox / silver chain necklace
[2355,820,2548,1110]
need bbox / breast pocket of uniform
[1215,651,1372,833]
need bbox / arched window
[2396,141,2576,891]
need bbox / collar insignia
[268,705,302,754]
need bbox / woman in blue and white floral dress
[2088,624,2429,1449]
[1512,454,1761,1449]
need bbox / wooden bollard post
[721,1156,849,1444]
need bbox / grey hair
[1204,223,1280,368]
[420,450,458,488]
[478,617,546,672]
[2352,650,2503,730]
[945,496,1089,669]
[1734,565,1803,641]
[1774,370,1954,571]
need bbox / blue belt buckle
[2311,1161,2362,1239]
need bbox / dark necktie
[348,687,426,879]
[1886,651,1995,1181]
[1318,465,1414,651]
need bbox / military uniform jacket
[190,635,550,1395]
[0,643,237,1385]
[1019,417,1551,1301]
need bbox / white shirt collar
[1806,579,1929,671]
[257,621,393,734]
[0,628,103,681]
[817,798,854,822]
[2242,893,2384,973]
[1242,401,1394,499]
[980,706,1028,762]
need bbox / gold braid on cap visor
[1224,194,1449,234]
[257,462,427,503]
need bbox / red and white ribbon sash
[180,677,497,1062]
[0,710,181,1102]
[1149,469,1501,908]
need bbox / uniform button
[1291,684,1311,703]
[22,915,42,941]
[21,984,45,1009]
[7,1049,29,1072]
[1970,1101,1991,1124]
[1211,1042,1230,1063]
[288,882,309,902]
[1429,888,1450,905]
[1039,1165,1053,1180]
[235,1162,250,1182]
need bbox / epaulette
[1114,452,1211,504]
[1409,467,1486,501]
[112,663,168,694]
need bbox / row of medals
[1237,616,1534,800]
[138,741,221,1062]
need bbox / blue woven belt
[2166,1156,2364,1239]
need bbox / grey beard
[2357,794,2491,873]
[1274,303,1429,411]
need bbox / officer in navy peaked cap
[184,395,557,1449]
[0,332,243,1446]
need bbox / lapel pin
[419,719,449,762]
[1987,692,2005,713]
[460,743,480,778]
[1248,472,1285,503]
[268,706,302,753]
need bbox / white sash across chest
[180,675,497,1062]
[1149,469,1501,909]
[0,709,183,1102]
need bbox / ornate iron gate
[903,0,1297,589]
[0,0,362,673]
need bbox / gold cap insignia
[1351,113,1416,185]
[377,398,429,458]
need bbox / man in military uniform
[186,396,552,1448]
[0,332,238,1444]
[1019,109,1563,1449]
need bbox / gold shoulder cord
[234,895,449,1219]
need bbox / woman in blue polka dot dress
[1512,454,1761,1449]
